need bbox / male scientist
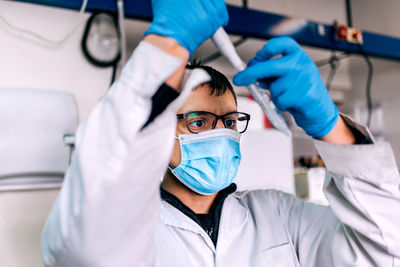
[41,0,400,266]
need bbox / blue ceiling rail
[13,0,400,61]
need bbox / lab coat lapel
[159,200,216,252]
[216,194,249,256]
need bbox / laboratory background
[0,0,399,266]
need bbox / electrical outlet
[336,24,363,45]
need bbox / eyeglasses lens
[186,112,248,133]
[224,113,248,133]
[186,112,214,133]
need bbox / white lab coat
[41,41,400,267]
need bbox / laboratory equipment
[211,28,291,136]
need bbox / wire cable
[358,45,374,127]
[316,52,350,67]
[325,58,338,91]
[323,50,341,91]
[344,0,374,128]
[0,0,88,48]
[345,0,353,27]
[117,0,127,65]
[110,61,118,86]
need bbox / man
[41,0,400,266]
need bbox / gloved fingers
[233,56,291,86]
[146,0,229,55]
[255,36,301,60]
[247,58,276,88]
[270,93,288,112]
[268,74,303,112]
[271,87,304,113]
[274,86,304,112]
[268,74,291,98]
[247,58,261,67]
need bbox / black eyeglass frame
[176,111,251,134]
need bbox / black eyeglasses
[177,111,251,134]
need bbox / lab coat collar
[159,193,249,255]
[160,199,216,251]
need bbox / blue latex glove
[145,0,228,56]
[233,37,339,139]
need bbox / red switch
[337,25,347,41]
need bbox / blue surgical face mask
[169,128,241,195]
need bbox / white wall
[0,1,111,120]
[0,189,59,267]
[0,2,114,266]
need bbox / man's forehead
[177,85,237,114]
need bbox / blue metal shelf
[13,0,400,61]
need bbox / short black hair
[186,60,237,104]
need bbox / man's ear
[169,136,181,167]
